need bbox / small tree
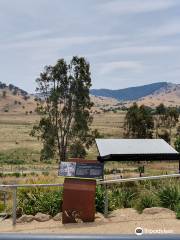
[174,137,180,152]
[138,165,145,177]
[165,107,179,143]
[124,103,154,138]
[176,126,180,138]
[154,103,167,137]
[158,129,170,143]
[155,104,179,143]
[31,56,98,165]
[2,91,6,98]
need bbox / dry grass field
[0,111,179,180]
[0,111,125,162]
[0,113,40,151]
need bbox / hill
[90,82,168,101]
[0,81,179,113]
[0,82,36,113]
[0,81,116,114]
[136,83,180,107]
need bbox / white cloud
[146,21,180,37]
[0,34,123,51]
[88,45,179,58]
[13,29,52,40]
[99,61,143,75]
[98,0,179,14]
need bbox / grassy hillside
[0,83,36,113]
[136,83,180,107]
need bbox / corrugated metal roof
[96,139,178,157]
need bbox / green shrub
[135,192,159,213]
[174,136,180,152]
[42,171,49,176]
[15,178,180,218]
[157,185,180,211]
[107,190,117,212]
[30,172,37,176]
[95,185,105,213]
[95,185,137,214]
[175,203,180,219]
[112,187,136,208]
[0,148,39,165]
[12,172,21,177]
[18,188,63,216]
[8,159,25,165]
[0,203,5,213]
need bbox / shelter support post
[12,187,17,226]
[179,160,180,174]
[104,184,108,218]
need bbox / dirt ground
[0,208,180,235]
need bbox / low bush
[0,203,5,213]
[15,178,180,218]
[112,187,136,208]
[18,188,63,216]
[134,191,159,213]
[175,203,180,219]
[11,172,21,178]
[42,171,49,176]
[157,185,180,211]
[95,185,105,213]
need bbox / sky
[0,0,180,92]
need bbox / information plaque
[59,161,104,179]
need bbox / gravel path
[0,208,179,235]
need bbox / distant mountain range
[91,82,180,108]
[91,82,169,101]
[0,81,179,113]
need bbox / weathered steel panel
[62,178,96,224]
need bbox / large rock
[34,213,51,222]
[143,207,174,215]
[53,213,62,221]
[17,214,34,223]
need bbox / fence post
[12,187,17,226]
[3,192,6,208]
[104,184,108,218]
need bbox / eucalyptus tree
[174,136,180,152]
[154,103,167,138]
[124,103,154,138]
[155,104,179,143]
[31,56,98,164]
[166,107,179,143]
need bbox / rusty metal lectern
[62,159,101,224]
[62,177,96,223]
